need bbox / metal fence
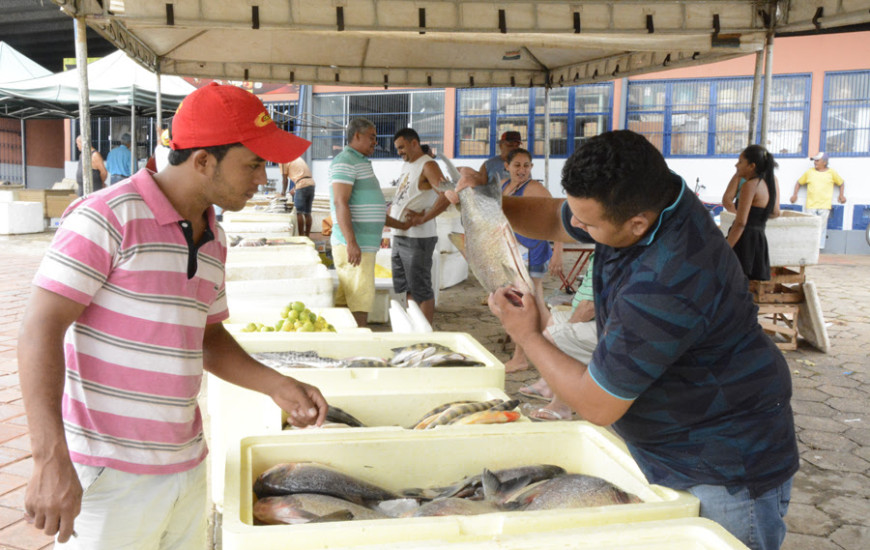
[0,118,23,184]
[311,90,444,160]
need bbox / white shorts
[545,309,598,364]
[55,461,207,550]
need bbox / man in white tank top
[390,128,452,324]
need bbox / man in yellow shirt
[790,152,846,249]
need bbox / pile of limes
[240,301,336,333]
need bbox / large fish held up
[440,156,534,299]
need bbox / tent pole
[20,119,26,187]
[748,49,764,145]
[130,94,136,176]
[155,70,163,144]
[74,17,93,195]
[544,86,550,190]
[759,3,776,148]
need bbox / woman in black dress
[727,145,779,281]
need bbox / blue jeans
[689,478,792,550]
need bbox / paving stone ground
[0,231,867,549]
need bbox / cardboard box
[17,189,77,218]
[45,194,77,218]
[222,424,699,549]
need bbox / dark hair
[505,148,532,164]
[740,144,778,217]
[420,144,431,155]
[393,128,420,144]
[561,130,675,224]
[167,143,243,166]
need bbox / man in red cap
[19,83,327,548]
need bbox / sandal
[521,402,571,422]
[518,385,552,401]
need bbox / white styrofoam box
[221,220,295,234]
[440,250,469,289]
[234,332,505,392]
[208,383,513,507]
[226,269,334,310]
[0,190,20,202]
[223,211,295,224]
[222,423,699,549]
[226,263,322,281]
[436,206,464,253]
[300,518,748,549]
[720,210,822,266]
[0,201,45,235]
[226,235,315,248]
[227,245,320,266]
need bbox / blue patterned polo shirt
[561,173,799,497]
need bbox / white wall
[309,155,869,229]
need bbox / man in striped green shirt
[329,118,411,326]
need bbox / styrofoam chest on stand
[719,210,821,266]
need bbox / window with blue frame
[310,90,444,160]
[455,84,613,158]
[626,74,810,157]
[821,70,870,156]
[263,101,298,166]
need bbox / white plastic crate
[222,423,699,549]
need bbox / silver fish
[390,344,482,368]
[443,168,534,295]
[253,462,399,505]
[253,494,386,525]
[413,497,501,517]
[404,463,563,501]
[514,474,642,510]
[251,351,347,369]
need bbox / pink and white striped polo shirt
[33,169,228,475]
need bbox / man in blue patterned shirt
[486,130,798,550]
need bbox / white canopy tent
[48,0,870,88]
[0,49,194,118]
[0,41,52,84]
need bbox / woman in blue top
[727,145,779,280]
[501,148,563,372]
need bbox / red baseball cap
[169,83,310,163]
